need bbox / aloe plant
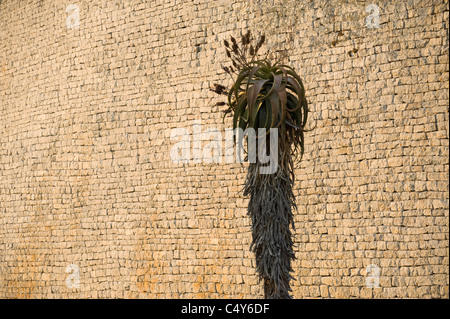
[211,31,308,299]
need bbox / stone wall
[0,0,448,298]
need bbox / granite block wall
[0,0,448,298]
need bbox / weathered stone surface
[0,0,448,299]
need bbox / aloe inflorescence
[211,31,309,299]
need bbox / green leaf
[269,92,281,128]
[278,85,287,124]
[242,108,249,122]
[246,65,261,92]
[261,100,273,131]
[233,69,250,101]
[287,94,302,126]
[232,94,247,130]
[239,115,248,131]
[248,79,269,124]
[286,77,302,112]
[263,73,282,99]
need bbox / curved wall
[0,0,448,298]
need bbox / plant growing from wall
[211,31,309,299]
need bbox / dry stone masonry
[0,0,448,298]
